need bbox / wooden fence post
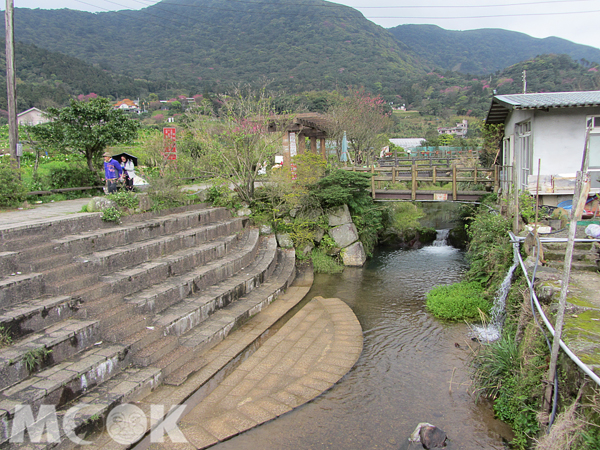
[452,164,457,201]
[432,166,437,184]
[473,167,478,183]
[392,166,396,184]
[371,165,376,199]
[411,163,417,200]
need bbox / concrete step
[164,248,295,386]
[0,319,101,391]
[73,217,243,275]
[98,232,242,298]
[40,207,230,259]
[544,248,597,262]
[133,335,179,366]
[155,235,278,338]
[45,272,99,297]
[124,229,260,316]
[0,252,18,277]
[18,252,74,274]
[0,343,132,445]
[0,273,44,308]
[546,260,599,272]
[0,295,80,340]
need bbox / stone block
[328,205,352,227]
[329,223,358,249]
[341,241,367,267]
[86,197,116,213]
[276,233,294,249]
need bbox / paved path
[0,198,94,228]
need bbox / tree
[181,85,290,202]
[28,97,139,171]
[325,90,393,165]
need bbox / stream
[213,238,513,449]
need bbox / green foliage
[311,248,344,274]
[0,326,12,348]
[107,190,139,210]
[27,97,139,171]
[471,323,546,449]
[23,347,52,373]
[312,170,385,256]
[101,206,121,223]
[146,175,193,211]
[426,281,490,321]
[390,202,424,232]
[519,192,536,224]
[465,208,512,288]
[206,180,242,210]
[46,164,98,190]
[0,165,27,207]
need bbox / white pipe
[508,231,600,386]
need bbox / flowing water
[214,240,513,450]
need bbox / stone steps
[165,248,296,386]
[0,318,101,391]
[0,203,297,448]
[0,295,80,340]
[0,273,45,308]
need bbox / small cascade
[432,229,450,247]
[471,244,520,343]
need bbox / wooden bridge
[343,161,499,202]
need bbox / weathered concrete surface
[172,296,363,449]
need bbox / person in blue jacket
[103,151,123,194]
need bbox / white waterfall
[470,244,520,343]
[432,229,450,247]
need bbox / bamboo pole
[433,166,437,183]
[5,0,18,172]
[543,127,592,422]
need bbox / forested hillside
[0,41,159,112]
[389,24,600,75]
[7,0,424,94]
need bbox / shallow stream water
[214,241,513,450]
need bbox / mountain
[0,41,160,112]
[6,0,425,94]
[388,24,600,75]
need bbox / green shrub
[102,206,122,223]
[206,179,241,210]
[147,175,190,211]
[426,281,490,321]
[0,165,27,207]
[107,190,139,210]
[46,164,98,189]
[311,248,344,274]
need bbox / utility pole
[522,70,527,94]
[5,0,19,170]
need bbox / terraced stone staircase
[543,240,599,272]
[0,204,296,446]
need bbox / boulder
[135,193,152,212]
[329,223,359,249]
[300,242,314,258]
[276,233,294,249]
[314,227,325,243]
[419,425,447,449]
[328,204,352,227]
[237,207,252,217]
[341,241,366,267]
[86,197,116,212]
[259,224,273,235]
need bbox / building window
[515,120,532,191]
[587,116,600,188]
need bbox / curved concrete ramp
[175,296,363,449]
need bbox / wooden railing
[342,164,499,201]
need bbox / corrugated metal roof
[486,90,600,124]
[495,91,600,108]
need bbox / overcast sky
[11,0,600,50]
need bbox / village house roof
[486,90,600,124]
[114,99,138,109]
